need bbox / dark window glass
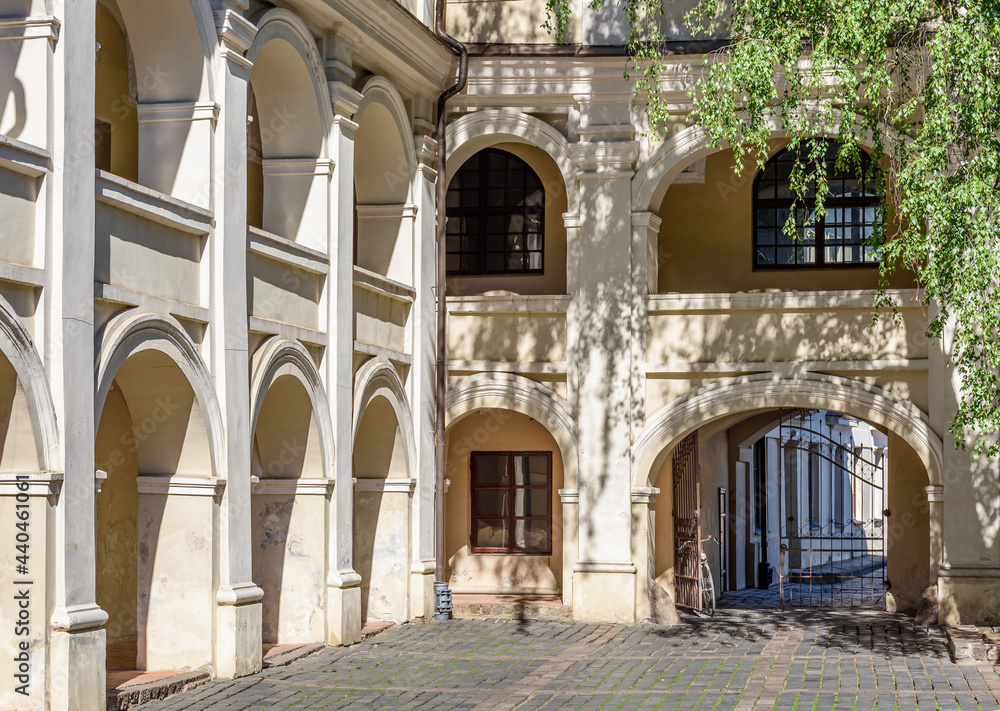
[754,141,882,269]
[446,149,545,276]
[471,452,552,554]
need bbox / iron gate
[672,432,702,611]
[777,412,887,608]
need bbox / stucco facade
[0,0,997,709]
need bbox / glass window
[754,141,882,269]
[446,149,545,276]
[470,452,552,554]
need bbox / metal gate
[777,412,887,608]
[672,432,702,611]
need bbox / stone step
[451,595,572,621]
[106,670,210,711]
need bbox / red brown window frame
[470,451,553,555]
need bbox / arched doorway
[352,360,416,623]
[634,374,940,615]
[95,315,223,675]
[249,339,333,648]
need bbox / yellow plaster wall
[656,147,917,294]
[94,386,139,649]
[445,410,564,594]
[653,453,675,597]
[95,1,138,182]
[445,0,578,45]
[885,430,932,613]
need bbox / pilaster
[46,1,105,709]
[210,2,262,679]
[408,131,437,619]
[568,128,640,623]
[325,77,363,645]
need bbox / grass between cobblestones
[137,612,1000,711]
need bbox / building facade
[0,0,997,709]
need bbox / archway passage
[353,395,412,623]
[95,348,218,677]
[649,407,930,614]
[251,373,328,647]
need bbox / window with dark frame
[445,148,545,276]
[470,452,552,555]
[754,141,882,269]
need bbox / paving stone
[134,613,1000,711]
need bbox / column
[47,1,106,709]
[209,3,262,678]
[569,124,640,622]
[325,75,363,645]
[408,129,437,618]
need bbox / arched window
[754,141,881,268]
[446,148,544,275]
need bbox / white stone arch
[351,358,417,473]
[445,372,579,491]
[632,373,943,491]
[246,9,333,159]
[95,311,226,479]
[250,337,335,477]
[0,294,57,472]
[446,109,578,212]
[354,76,417,201]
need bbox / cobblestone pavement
[143,611,1000,711]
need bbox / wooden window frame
[445,148,545,277]
[753,141,882,270]
[470,451,553,555]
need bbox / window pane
[507,253,525,270]
[476,489,509,517]
[527,252,542,270]
[526,233,542,251]
[756,209,776,227]
[756,248,775,266]
[485,253,504,272]
[514,519,549,552]
[476,518,508,549]
[757,228,776,246]
[513,456,549,485]
[514,488,548,517]
[524,190,544,207]
[446,254,460,272]
[474,455,508,486]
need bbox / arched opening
[246,29,328,249]
[251,373,328,647]
[644,403,932,614]
[444,409,565,602]
[93,0,213,204]
[646,139,916,294]
[353,84,414,285]
[353,395,413,622]
[95,0,138,181]
[95,348,218,677]
[445,142,568,296]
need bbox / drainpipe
[434,0,468,620]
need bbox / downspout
[434,0,468,620]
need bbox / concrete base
[939,575,1000,626]
[327,585,362,645]
[48,627,107,711]
[572,568,637,623]
[214,602,262,679]
[947,626,1000,664]
[452,593,572,621]
[409,571,436,620]
[106,670,209,711]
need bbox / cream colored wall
[0,168,37,269]
[353,396,411,621]
[94,386,139,651]
[449,312,566,363]
[445,0,580,44]
[95,1,138,182]
[646,308,927,365]
[885,430,931,613]
[95,203,204,306]
[0,357,39,472]
[353,286,409,354]
[657,147,917,294]
[653,453,675,596]
[447,143,568,297]
[247,253,322,330]
[445,410,564,594]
